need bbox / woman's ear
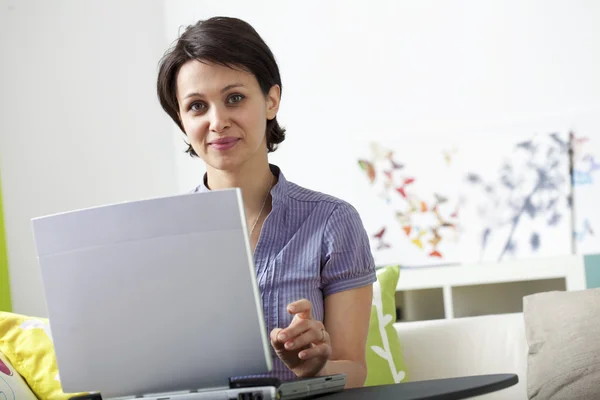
[266,84,281,120]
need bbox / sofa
[1,312,527,400]
[395,313,528,399]
[395,286,600,400]
[4,287,598,399]
[0,314,525,400]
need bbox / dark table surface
[319,373,518,400]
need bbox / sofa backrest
[394,313,528,400]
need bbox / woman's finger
[287,298,312,319]
[270,328,285,348]
[298,342,332,361]
[283,324,326,351]
[278,319,320,343]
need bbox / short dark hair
[157,16,286,156]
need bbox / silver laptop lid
[31,189,272,398]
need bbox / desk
[321,374,518,400]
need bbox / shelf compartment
[451,278,566,318]
[395,288,445,322]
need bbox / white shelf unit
[394,254,586,322]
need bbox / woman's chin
[202,146,265,173]
[205,156,243,172]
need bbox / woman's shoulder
[285,180,353,207]
[283,180,363,223]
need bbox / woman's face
[176,60,280,172]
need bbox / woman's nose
[209,105,231,133]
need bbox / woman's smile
[209,137,240,151]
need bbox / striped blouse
[194,164,377,382]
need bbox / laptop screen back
[31,189,271,398]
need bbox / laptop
[31,189,346,400]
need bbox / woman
[156,16,376,388]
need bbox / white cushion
[0,350,37,399]
[394,313,528,399]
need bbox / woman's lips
[209,137,240,151]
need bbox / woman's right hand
[269,299,332,378]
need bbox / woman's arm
[319,284,373,388]
[271,202,376,385]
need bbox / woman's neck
[205,159,275,214]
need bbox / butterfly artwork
[395,177,415,199]
[410,228,427,249]
[573,169,593,185]
[354,138,461,268]
[574,219,594,242]
[358,159,376,184]
[456,131,573,263]
[443,146,458,166]
[372,226,392,250]
[585,155,600,172]
[570,132,590,156]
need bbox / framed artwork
[353,137,461,268]
[350,127,575,268]
[455,131,573,263]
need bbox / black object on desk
[319,373,518,400]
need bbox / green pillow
[365,265,408,386]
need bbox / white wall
[166,0,600,205]
[3,0,600,316]
[0,0,178,316]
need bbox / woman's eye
[227,94,244,104]
[189,102,206,112]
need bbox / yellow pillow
[0,311,88,400]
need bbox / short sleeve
[321,202,377,297]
